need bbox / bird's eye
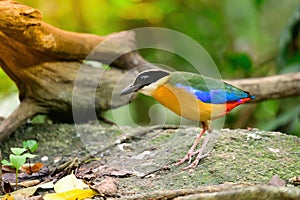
[140,75,149,81]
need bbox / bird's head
[121,69,170,95]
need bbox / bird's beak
[120,84,140,95]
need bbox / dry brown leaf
[1,165,15,173]
[91,177,118,197]
[19,180,40,188]
[21,163,44,175]
[3,173,16,183]
[23,195,43,200]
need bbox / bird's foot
[176,128,213,170]
[175,150,194,166]
[175,148,209,170]
[181,151,209,170]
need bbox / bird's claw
[181,152,209,170]
[182,161,198,170]
[175,150,209,170]
[175,150,194,166]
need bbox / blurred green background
[1,0,299,136]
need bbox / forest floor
[1,122,300,199]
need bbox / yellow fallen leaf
[1,193,14,200]
[1,186,37,199]
[0,181,54,200]
[54,174,88,193]
[43,189,97,200]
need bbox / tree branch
[227,72,300,102]
[0,98,40,141]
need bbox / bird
[121,69,255,170]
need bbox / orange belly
[151,84,227,122]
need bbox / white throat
[139,76,169,96]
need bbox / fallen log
[0,0,151,141]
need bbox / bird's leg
[181,131,213,170]
[176,122,207,166]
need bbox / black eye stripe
[134,70,169,88]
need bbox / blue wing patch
[175,83,249,104]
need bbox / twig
[50,158,79,177]
[140,162,172,179]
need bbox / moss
[150,130,175,144]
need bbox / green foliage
[1,140,38,189]
[1,159,12,167]
[224,52,253,77]
[10,147,27,156]
[0,68,17,101]
[278,6,300,73]
[9,154,26,171]
[23,140,39,153]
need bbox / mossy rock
[1,123,299,199]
